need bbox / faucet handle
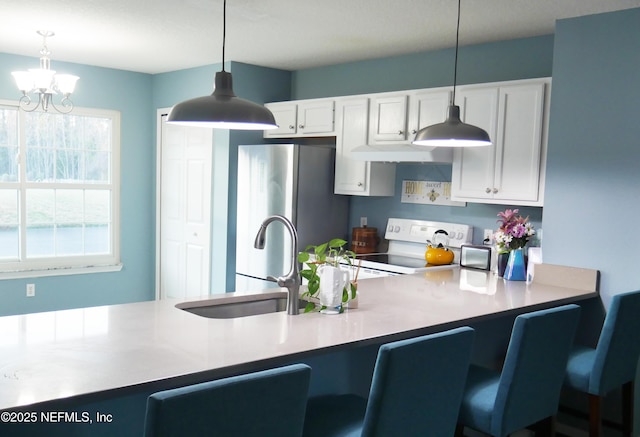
[266,275,278,283]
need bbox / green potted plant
[297,238,358,313]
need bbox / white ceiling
[1,0,639,74]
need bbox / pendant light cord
[452,0,461,105]
[221,0,227,71]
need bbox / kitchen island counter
[0,264,598,411]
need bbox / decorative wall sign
[401,180,466,206]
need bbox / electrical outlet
[360,216,367,227]
[26,283,35,297]
[483,229,494,245]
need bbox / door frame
[155,108,169,300]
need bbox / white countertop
[0,266,597,411]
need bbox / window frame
[0,100,122,279]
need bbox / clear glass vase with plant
[297,238,358,313]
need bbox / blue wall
[292,35,554,99]
[291,36,554,246]
[0,53,155,316]
[544,8,640,305]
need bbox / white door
[157,112,212,300]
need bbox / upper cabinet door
[368,94,408,143]
[451,87,500,200]
[407,89,452,137]
[493,83,546,203]
[335,97,369,194]
[264,102,297,137]
[297,100,335,135]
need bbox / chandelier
[12,31,79,114]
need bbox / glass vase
[504,248,527,281]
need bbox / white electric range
[344,218,473,280]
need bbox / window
[0,102,120,277]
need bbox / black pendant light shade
[166,0,277,130]
[412,105,491,147]
[412,0,491,147]
[167,71,277,129]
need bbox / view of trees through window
[0,104,119,271]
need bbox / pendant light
[167,0,277,130]
[412,0,491,147]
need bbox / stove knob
[394,225,401,232]
[387,224,394,232]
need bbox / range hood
[350,143,453,163]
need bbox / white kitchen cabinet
[368,89,452,145]
[407,88,452,138]
[451,79,549,206]
[264,102,297,137]
[264,99,335,138]
[334,97,395,196]
[368,94,408,143]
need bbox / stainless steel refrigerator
[235,143,350,292]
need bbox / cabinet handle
[398,130,404,135]
[289,125,295,130]
[411,129,417,135]
[357,182,363,187]
[493,188,499,194]
[299,124,304,129]
[485,188,491,193]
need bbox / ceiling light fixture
[167,0,277,130]
[12,31,79,114]
[413,0,491,147]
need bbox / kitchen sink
[176,292,308,319]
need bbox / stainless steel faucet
[254,215,300,315]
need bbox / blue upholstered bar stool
[143,363,311,437]
[303,326,475,437]
[456,304,581,437]
[564,290,640,437]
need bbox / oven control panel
[384,218,473,248]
